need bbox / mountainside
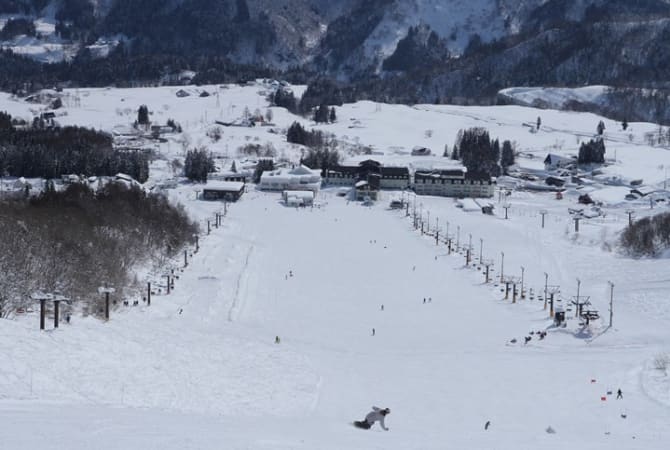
[2,0,670,113]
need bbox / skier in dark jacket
[354,407,390,430]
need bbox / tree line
[0,111,149,182]
[0,182,197,318]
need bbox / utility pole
[184,249,188,268]
[626,209,634,227]
[195,235,199,253]
[608,281,614,328]
[147,282,151,306]
[543,272,548,310]
[456,226,461,251]
[500,252,505,283]
[98,286,116,321]
[575,278,581,317]
[39,296,47,330]
[466,233,472,266]
[540,209,547,228]
[413,195,417,223]
[574,217,580,232]
[53,298,60,328]
[482,259,493,283]
[520,266,525,299]
[479,238,483,262]
[503,203,511,219]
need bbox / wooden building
[202,181,245,202]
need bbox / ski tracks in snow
[228,243,255,322]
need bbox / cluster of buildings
[200,158,496,204]
[324,159,495,200]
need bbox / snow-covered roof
[203,181,245,191]
[283,190,314,199]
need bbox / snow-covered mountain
[3,0,670,106]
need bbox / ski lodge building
[413,169,496,198]
[324,159,494,198]
[259,165,322,192]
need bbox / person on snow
[617,389,623,399]
[354,407,390,430]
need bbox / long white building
[414,169,496,198]
[259,165,321,192]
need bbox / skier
[484,421,491,430]
[617,389,623,399]
[354,407,390,430]
[372,328,375,336]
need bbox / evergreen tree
[501,140,515,173]
[450,144,459,160]
[287,121,307,145]
[272,89,297,113]
[313,104,329,123]
[329,107,337,123]
[231,161,237,173]
[137,105,149,125]
[454,127,501,177]
[184,148,214,182]
[536,116,541,130]
[622,119,628,131]
[253,158,274,183]
[578,138,606,164]
[597,120,605,135]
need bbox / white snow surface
[499,86,611,109]
[1,82,670,449]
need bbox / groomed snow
[1,82,670,448]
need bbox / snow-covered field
[1,83,670,449]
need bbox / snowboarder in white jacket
[354,407,390,430]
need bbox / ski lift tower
[98,286,116,321]
[546,285,561,317]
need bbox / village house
[202,181,245,202]
[544,153,575,171]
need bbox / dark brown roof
[381,167,409,177]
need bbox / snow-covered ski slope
[1,83,670,449]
